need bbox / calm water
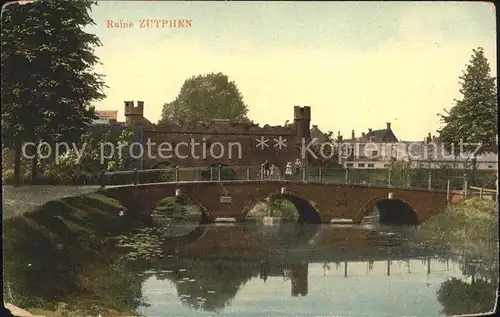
[4,221,498,317]
[130,224,497,317]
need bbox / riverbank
[3,192,144,317]
[2,185,101,219]
[420,197,497,247]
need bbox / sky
[86,1,497,141]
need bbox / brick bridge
[104,180,464,225]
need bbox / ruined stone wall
[124,101,312,169]
[143,128,301,168]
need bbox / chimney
[312,125,318,129]
[368,128,372,133]
[351,130,355,139]
[386,122,391,130]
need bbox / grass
[3,192,144,317]
[420,197,498,246]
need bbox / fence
[468,186,498,200]
[102,166,487,194]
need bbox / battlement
[294,106,311,121]
[151,121,294,135]
[124,101,144,117]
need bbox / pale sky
[86,1,497,141]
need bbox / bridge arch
[242,189,322,224]
[150,195,213,225]
[355,196,419,226]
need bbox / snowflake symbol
[255,136,269,150]
[274,136,287,150]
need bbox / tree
[159,73,250,125]
[1,0,106,186]
[437,47,497,183]
[310,131,341,167]
[46,128,134,184]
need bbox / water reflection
[133,224,498,316]
[4,219,498,316]
[437,246,498,316]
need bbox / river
[3,218,498,316]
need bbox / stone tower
[124,101,144,126]
[293,106,311,140]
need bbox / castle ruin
[124,101,313,169]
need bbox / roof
[310,125,331,143]
[345,129,398,143]
[364,128,398,142]
[96,110,118,121]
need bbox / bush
[3,168,15,184]
[420,197,497,245]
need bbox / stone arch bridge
[104,180,464,224]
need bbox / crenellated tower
[124,101,145,126]
[293,105,311,140]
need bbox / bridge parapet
[103,165,467,195]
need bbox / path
[2,185,100,219]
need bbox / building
[348,122,398,143]
[310,125,332,144]
[91,110,119,125]
[124,101,315,170]
[342,122,401,169]
[407,134,497,170]
[341,128,497,170]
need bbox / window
[368,164,375,168]
[371,151,378,157]
[488,165,493,168]
[384,164,390,168]
[346,163,353,167]
[358,163,365,168]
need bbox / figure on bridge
[285,161,293,178]
[270,164,281,180]
[294,158,302,176]
[261,160,271,179]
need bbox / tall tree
[1,0,105,186]
[159,72,250,125]
[437,47,497,182]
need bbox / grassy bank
[3,192,145,317]
[420,197,498,246]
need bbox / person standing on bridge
[262,160,271,178]
[294,158,302,176]
[285,162,293,178]
[270,164,280,180]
